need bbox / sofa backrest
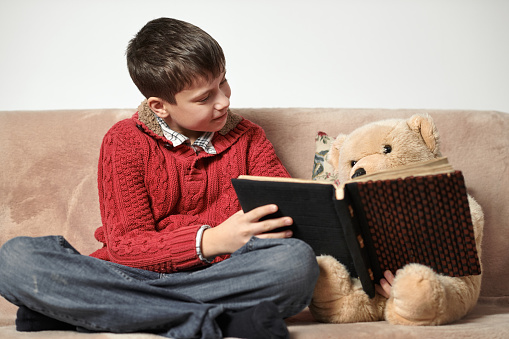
[0,108,507,301]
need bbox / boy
[0,18,319,339]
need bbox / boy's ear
[147,97,170,119]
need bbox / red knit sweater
[89,107,290,273]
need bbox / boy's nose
[215,92,230,111]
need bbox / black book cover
[231,170,481,299]
[231,178,366,290]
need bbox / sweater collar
[136,100,243,139]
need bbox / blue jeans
[0,235,318,339]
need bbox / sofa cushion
[312,131,336,181]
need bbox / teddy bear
[309,113,484,326]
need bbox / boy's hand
[375,270,396,298]
[201,204,293,259]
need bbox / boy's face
[155,72,231,143]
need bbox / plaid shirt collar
[154,114,217,155]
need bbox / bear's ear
[328,134,347,170]
[407,114,441,156]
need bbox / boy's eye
[220,78,228,85]
[199,95,210,102]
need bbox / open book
[231,157,481,298]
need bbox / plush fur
[309,114,484,326]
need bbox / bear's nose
[351,168,366,179]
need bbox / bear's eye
[350,160,357,167]
[383,145,392,154]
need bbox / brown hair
[126,18,226,104]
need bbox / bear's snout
[351,168,366,179]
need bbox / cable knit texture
[89,105,290,273]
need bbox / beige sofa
[1,108,508,339]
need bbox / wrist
[201,226,226,259]
[196,225,213,263]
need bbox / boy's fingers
[384,270,395,284]
[375,271,396,299]
[245,204,278,221]
[376,279,391,298]
[243,204,293,235]
[375,284,389,298]
[260,216,293,233]
[255,229,293,239]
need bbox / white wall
[1,0,508,112]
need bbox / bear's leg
[385,264,481,325]
[309,255,385,323]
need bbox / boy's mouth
[213,111,228,121]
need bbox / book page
[237,157,453,201]
[236,175,339,188]
[347,157,453,183]
[335,157,454,200]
